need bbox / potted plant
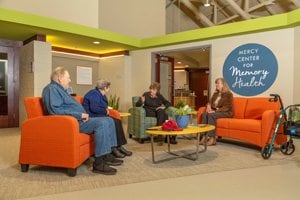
[175,100,192,128]
[108,94,120,110]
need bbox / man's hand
[81,113,89,122]
[141,95,145,103]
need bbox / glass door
[155,54,174,105]
[0,46,18,128]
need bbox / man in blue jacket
[42,67,122,175]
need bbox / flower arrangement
[175,100,192,116]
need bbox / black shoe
[112,148,126,158]
[93,162,117,175]
[170,136,177,144]
[118,146,132,156]
[104,153,124,166]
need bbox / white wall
[166,3,199,34]
[0,0,99,28]
[19,41,52,124]
[99,0,165,38]
[99,56,132,111]
[130,28,296,106]
[294,27,300,103]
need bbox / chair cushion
[78,133,94,146]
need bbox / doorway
[155,54,174,105]
[0,41,20,128]
[155,46,210,110]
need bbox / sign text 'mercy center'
[223,43,278,96]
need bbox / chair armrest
[108,109,121,120]
[21,115,80,149]
[197,107,206,124]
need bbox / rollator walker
[261,94,300,159]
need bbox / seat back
[73,96,83,104]
[233,97,248,119]
[244,97,280,119]
[132,96,140,107]
[24,97,45,119]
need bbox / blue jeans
[79,117,117,157]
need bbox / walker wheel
[280,141,295,155]
[261,144,272,159]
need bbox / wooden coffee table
[146,124,215,163]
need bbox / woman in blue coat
[83,79,132,158]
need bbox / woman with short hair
[83,79,132,158]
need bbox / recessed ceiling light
[177,61,182,64]
[93,41,100,44]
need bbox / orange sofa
[19,96,120,176]
[197,97,286,149]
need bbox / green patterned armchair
[127,96,177,143]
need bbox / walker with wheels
[261,94,300,159]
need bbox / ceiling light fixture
[204,0,210,7]
[93,41,100,44]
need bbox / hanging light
[204,0,210,7]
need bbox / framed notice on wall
[77,66,92,85]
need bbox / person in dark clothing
[42,67,122,176]
[83,79,132,158]
[136,82,177,144]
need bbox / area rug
[0,128,299,200]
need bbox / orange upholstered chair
[197,97,287,149]
[19,97,94,176]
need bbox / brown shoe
[199,136,206,145]
[207,137,216,146]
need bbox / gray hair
[51,67,67,81]
[96,79,111,90]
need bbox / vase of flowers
[175,100,192,128]
[108,94,120,110]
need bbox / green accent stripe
[0,8,140,47]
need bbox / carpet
[0,128,299,200]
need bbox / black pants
[201,112,231,137]
[113,118,127,146]
[146,109,168,126]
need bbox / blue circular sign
[223,43,278,96]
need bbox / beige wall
[166,3,199,34]
[294,26,300,104]
[52,54,99,96]
[99,0,165,38]
[130,28,296,106]
[99,56,132,111]
[19,41,52,124]
[0,0,99,28]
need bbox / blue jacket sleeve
[44,86,83,119]
[85,91,108,115]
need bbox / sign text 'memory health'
[223,43,278,96]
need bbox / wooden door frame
[0,40,21,127]
[155,54,175,105]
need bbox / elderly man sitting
[42,66,122,175]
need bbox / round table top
[119,112,131,117]
[146,124,215,135]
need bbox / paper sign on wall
[77,66,92,85]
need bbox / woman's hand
[206,104,215,113]
[81,113,89,122]
[156,105,166,110]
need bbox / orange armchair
[19,97,94,176]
